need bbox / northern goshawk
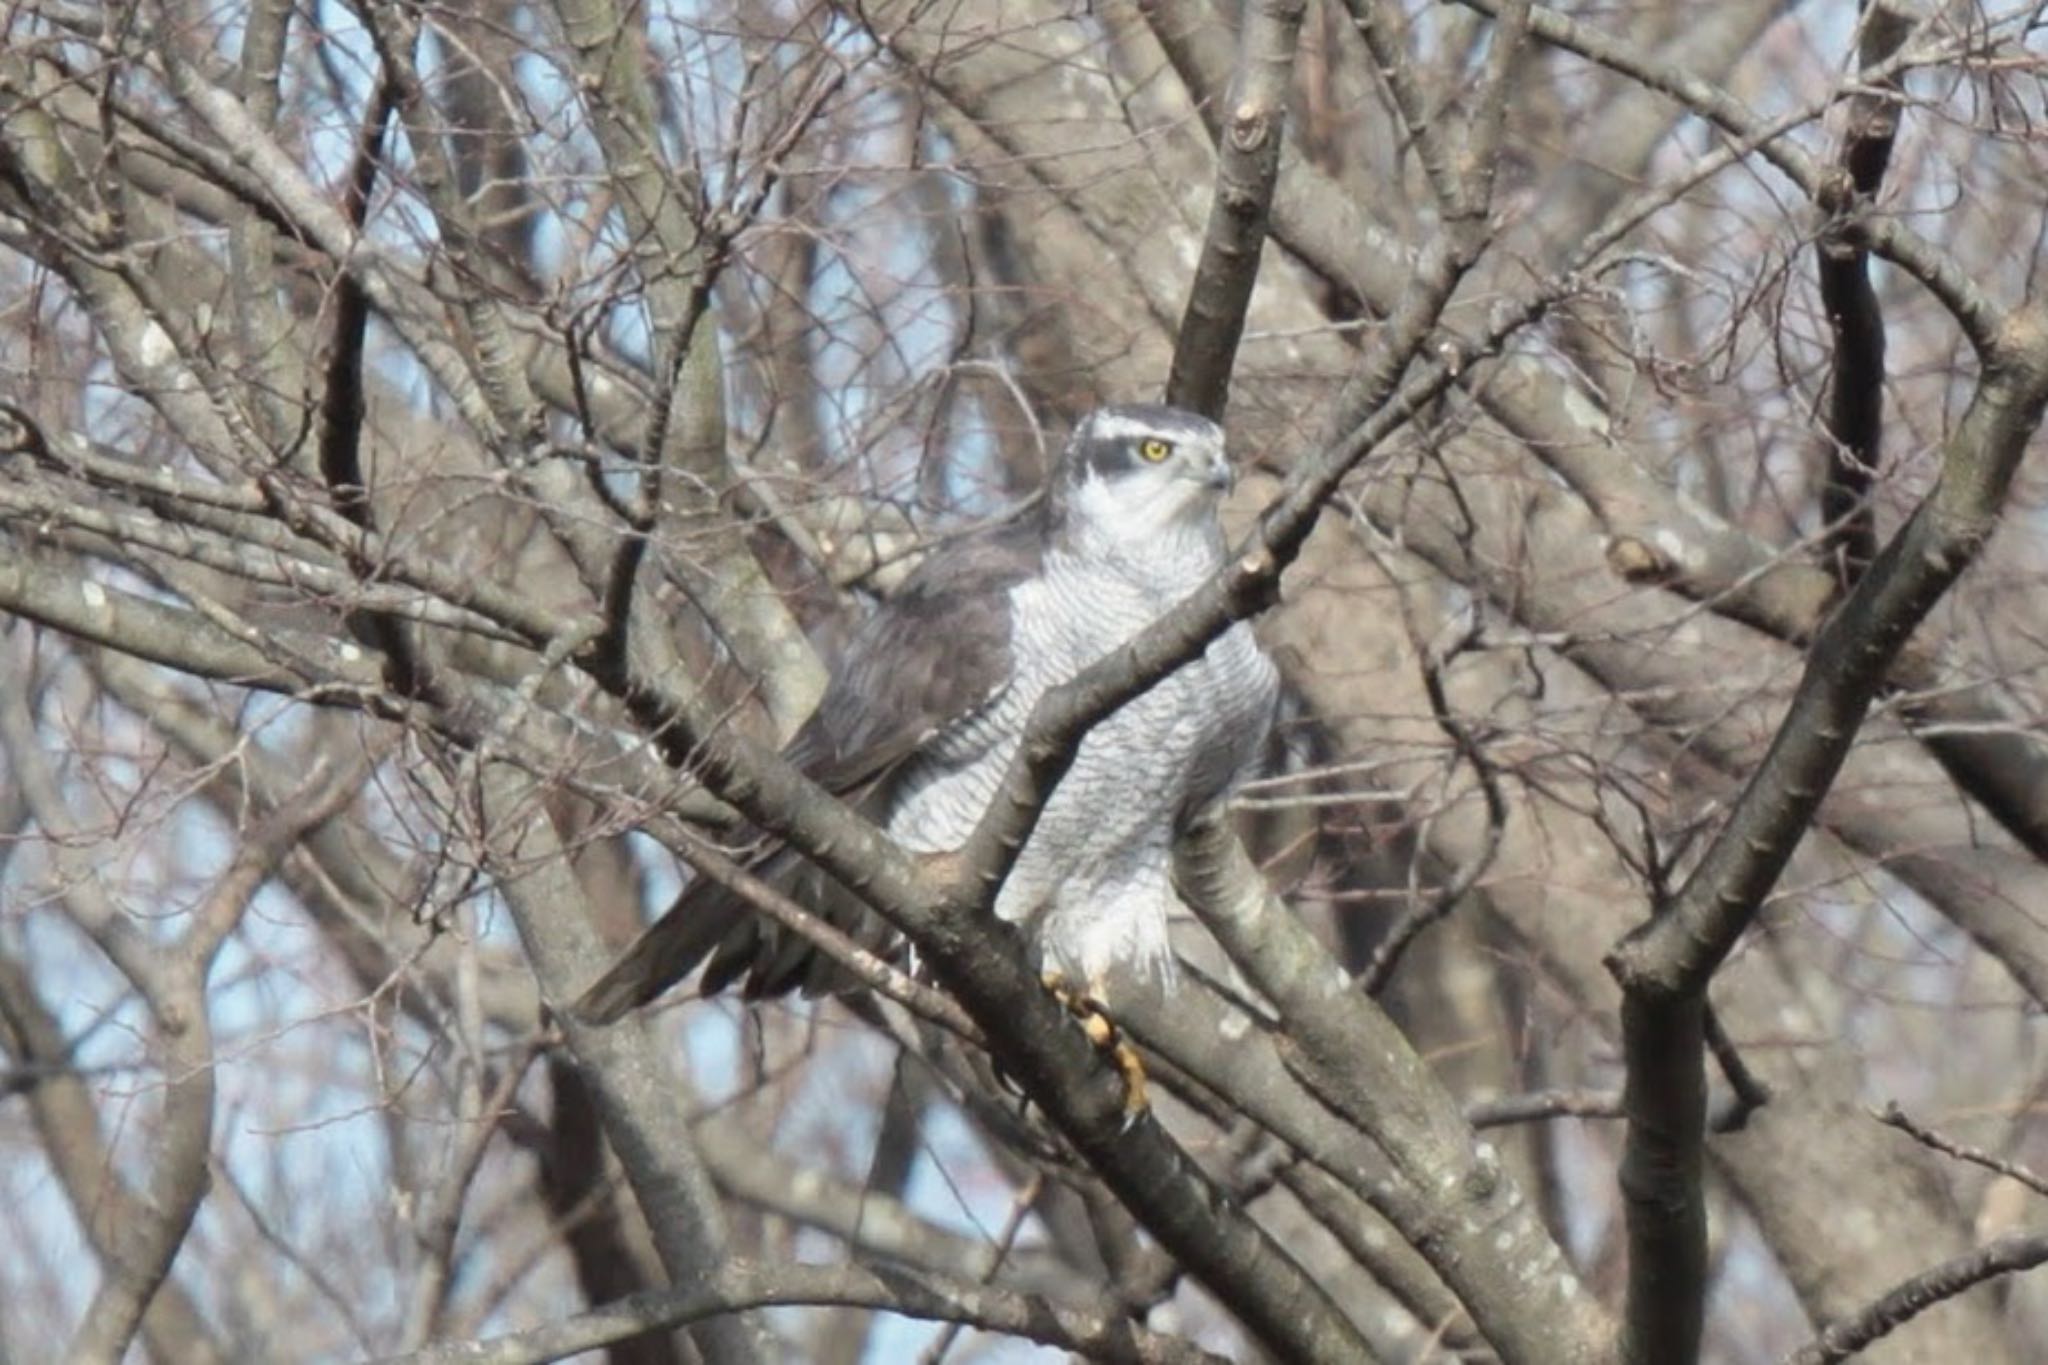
[574,403,1280,1022]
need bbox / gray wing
[571,516,1043,1022]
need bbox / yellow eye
[1138,437,1173,463]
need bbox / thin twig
[1874,1101,2048,1200]
[1466,1089,1624,1128]
[1703,1002,1772,1131]
[915,1172,1046,1365]
[1360,610,1505,995]
[1455,0,2002,353]
[367,1258,1234,1365]
[1783,1233,2048,1365]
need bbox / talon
[989,1053,1029,1113]
[1077,1008,1116,1050]
[1109,1032,1149,1122]
[1041,970,1149,1121]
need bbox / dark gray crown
[1059,403,1223,482]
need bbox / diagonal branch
[1609,319,2048,997]
[1605,311,2048,1365]
[1170,814,1608,1362]
[1334,0,1470,214]
[0,954,228,1365]
[1784,1233,2048,1365]
[1874,1101,2048,1202]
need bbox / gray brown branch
[1165,0,1305,417]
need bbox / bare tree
[3,1,2048,1362]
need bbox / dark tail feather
[570,847,902,1022]
[568,879,750,1024]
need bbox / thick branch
[315,69,432,699]
[1613,991,1709,1364]
[476,765,769,1365]
[1816,2,1910,585]
[1606,313,2048,1365]
[1172,816,1607,1365]
[1610,317,2048,998]
[1164,0,1305,416]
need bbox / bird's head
[1048,404,1233,551]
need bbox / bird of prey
[574,402,1280,1024]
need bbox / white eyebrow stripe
[1088,414,1207,443]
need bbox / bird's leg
[1041,970,1148,1122]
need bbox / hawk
[574,403,1280,1023]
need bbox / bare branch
[1816,2,1912,585]
[1610,319,2048,997]
[0,958,226,1365]
[1454,0,2005,352]
[1606,293,2048,1365]
[371,1258,1233,1365]
[1874,1101,2048,1202]
[1467,1090,1625,1128]
[1172,815,1607,1360]
[1165,0,1305,416]
[477,764,771,1365]
[1359,613,1506,995]
[1784,1234,2048,1365]
[2,6,2045,1359]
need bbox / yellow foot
[1042,971,1149,1123]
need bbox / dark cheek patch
[1075,436,1138,481]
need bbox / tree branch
[369,1259,1234,1365]
[1171,816,1608,1363]
[1612,989,1708,1364]
[477,763,770,1365]
[1453,0,2002,353]
[1874,1101,2048,1202]
[1610,318,2048,997]
[0,952,228,1365]
[1605,306,2048,1365]
[1164,0,1305,417]
[1816,2,1910,586]
[1784,1234,2048,1365]
[1162,0,2048,878]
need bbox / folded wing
[570,516,1044,1022]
